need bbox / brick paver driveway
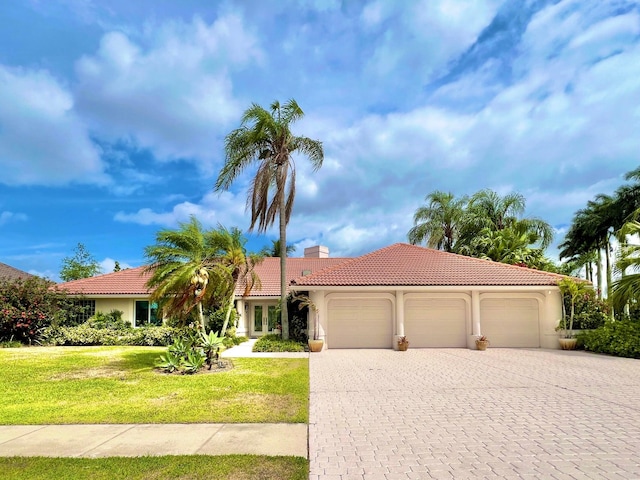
[309,349,640,479]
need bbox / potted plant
[557,278,589,350]
[475,335,490,350]
[397,336,409,351]
[273,323,282,335]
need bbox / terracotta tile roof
[56,267,152,295]
[290,243,566,287]
[56,258,349,297]
[0,262,33,280]
[240,257,349,296]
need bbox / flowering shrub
[0,277,78,343]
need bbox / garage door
[405,298,467,347]
[327,298,393,348]
[480,298,540,347]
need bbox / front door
[252,303,279,337]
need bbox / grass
[0,346,308,424]
[0,455,308,480]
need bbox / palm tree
[144,217,219,333]
[408,191,468,252]
[215,99,324,339]
[261,239,296,257]
[144,218,260,335]
[456,189,554,258]
[611,220,640,311]
[211,226,262,336]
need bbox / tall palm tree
[408,191,468,252]
[611,220,640,311]
[215,99,323,339]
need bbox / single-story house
[56,243,568,349]
[0,262,33,280]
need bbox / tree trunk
[220,289,235,337]
[280,191,289,340]
[596,249,603,299]
[197,302,206,334]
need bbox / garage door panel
[481,298,539,347]
[405,298,467,348]
[328,299,392,349]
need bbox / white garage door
[480,298,540,347]
[405,298,467,347]
[327,298,393,348]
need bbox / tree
[60,243,101,282]
[215,99,324,339]
[459,189,553,250]
[113,261,121,272]
[611,220,640,312]
[210,226,262,336]
[144,217,218,333]
[408,191,468,252]
[261,239,296,257]
[144,217,261,335]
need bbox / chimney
[304,245,329,258]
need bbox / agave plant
[182,349,205,374]
[200,330,224,369]
[156,351,181,373]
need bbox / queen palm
[408,191,468,252]
[215,99,323,339]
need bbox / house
[56,243,567,349]
[0,262,33,281]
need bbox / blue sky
[1,0,639,281]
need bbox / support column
[236,299,247,337]
[309,291,325,342]
[472,291,481,335]
[394,290,404,350]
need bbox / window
[134,301,160,327]
[72,300,95,323]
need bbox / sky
[1,0,639,281]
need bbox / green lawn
[0,346,308,424]
[0,455,308,480]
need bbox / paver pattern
[309,349,640,479]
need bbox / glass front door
[252,304,279,336]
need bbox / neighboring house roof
[290,243,566,287]
[56,267,151,295]
[0,262,33,281]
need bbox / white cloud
[0,65,107,186]
[74,15,262,171]
[99,257,133,273]
[0,211,27,226]
[114,190,248,229]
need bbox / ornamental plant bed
[156,358,234,375]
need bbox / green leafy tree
[60,243,101,281]
[144,217,261,335]
[611,220,640,311]
[261,239,296,257]
[215,99,324,339]
[408,191,468,252]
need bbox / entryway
[250,303,279,337]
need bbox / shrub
[87,310,130,330]
[223,335,248,348]
[562,288,610,330]
[253,334,305,352]
[0,277,80,343]
[39,324,182,346]
[578,320,640,359]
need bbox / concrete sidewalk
[0,423,308,458]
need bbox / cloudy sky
[1,0,639,280]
